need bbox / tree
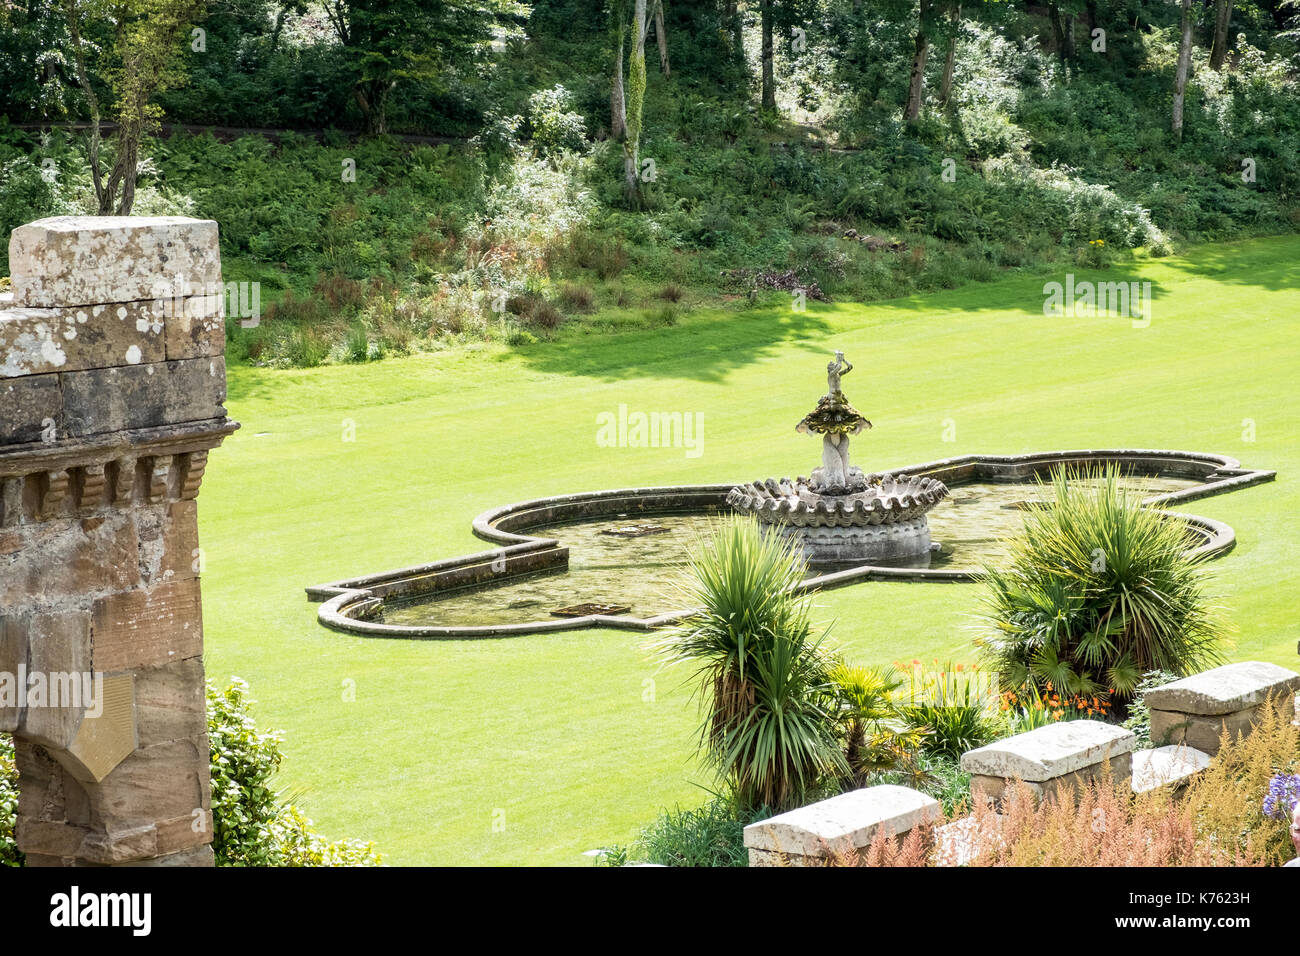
[623,0,649,202]
[321,0,508,136]
[761,0,775,110]
[652,0,669,78]
[1208,0,1231,70]
[63,0,205,216]
[904,0,933,121]
[1171,0,1193,138]
[937,2,961,109]
[610,0,627,138]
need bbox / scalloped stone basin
[306,450,1276,639]
[729,471,952,565]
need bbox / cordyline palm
[655,518,847,812]
[978,466,1225,709]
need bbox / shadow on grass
[1144,234,1300,293]
[511,304,836,383]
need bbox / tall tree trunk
[61,0,107,210]
[1209,0,1231,71]
[904,0,931,122]
[760,0,775,110]
[611,12,627,140]
[624,0,648,204]
[269,4,290,52]
[356,80,390,135]
[653,0,670,78]
[1172,0,1193,138]
[726,0,742,60]
[938,2,960,108]
[1048,3,1068,62]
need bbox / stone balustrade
[960,719,1137,805]
[1142,661,1300,755]
[743,784,941,866]
[1,215,235,866]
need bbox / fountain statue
[728,351,950,565]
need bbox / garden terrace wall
[961,719,1137,806]
[1143,661,1300,755]
[742,785,941,866]
[0,216,235,866]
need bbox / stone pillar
[961,719,1136,806]
[0,216,234,866]
[742,785,941,866]
[1143,661,1300,755]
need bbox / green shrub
[1122,670,1181,747]
[637,798,770,867]
[978,466,1225,709]
[525,84,589,157]
[829,663,925,787]
[0,734,20,867]
[208,678,382,867]
[897,661,999,760]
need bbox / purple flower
[1262,772,1300,821]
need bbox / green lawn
[200,236,1300,865]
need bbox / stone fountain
[728,351,950,565]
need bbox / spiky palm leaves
[978,467,1225,708]
[657,518,847,812]
[831,663,926,788]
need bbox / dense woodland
[0,0,1297,365]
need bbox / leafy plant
[978,466,1225,709]
[829,663,924,787]
[1121,670,1180,746]
[1183,696,1300,866]
[0,734,20,867]
[637,797,770,867]
[207,677,382,867]
[897,659,998,759]
[655,517,847,812]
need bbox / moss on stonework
[797,390,871,435]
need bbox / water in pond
[382,475,1202,628]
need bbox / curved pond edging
[305,449,1274,640]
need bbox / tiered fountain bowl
[729,467,950,565]
[727,351,950,566]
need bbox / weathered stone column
[0,216,234,866]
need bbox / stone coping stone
[743,785,940,856]
[1131,745,1211,793]
[960,720,1137,782]
[1142,661,1300,716]
[9,216,220,308]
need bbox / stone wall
[1,216,235,866]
